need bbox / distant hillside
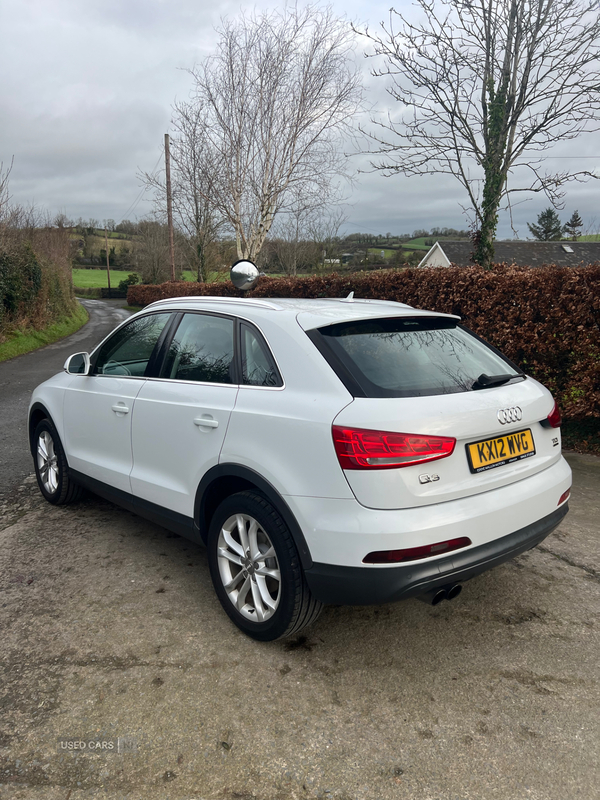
[70,230,135,269]
[573,234,600,242]
[402,235,471,252]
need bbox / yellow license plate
[466,429,536,473]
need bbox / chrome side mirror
[230,259,260,291]
[64,352,91,375]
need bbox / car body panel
[62,375,146,493]
[130,378,239,516]
[222,382,355,501]
[285,455,571,567]
[294,302,458,330]
[333,376,562,509]
[304,504,568,605]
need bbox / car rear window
[312,317,523,398]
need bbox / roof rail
[318,297,413,309]
[146,296,280,311]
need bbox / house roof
[419,240,600,268]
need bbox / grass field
[72,269,200,288]
[403,238,434,250]
[74,234,133,258]
[365,248,397,259]
[72,269,132,288]
[0,303,89,363]
[403,236,470,250]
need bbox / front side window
[161,313,235,384]
[93,313,171,377]
[315,317,522,398]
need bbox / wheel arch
[194,464,313,569]
[28,402,53,456]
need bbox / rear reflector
[332,425,456,470]
[364,536,472,564]
[558,488,570,506]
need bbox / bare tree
[134,218,172,285]
[0,159,13,226]
[268,195,316,276]
[141,103,225,282]
[357,0,600,267]
[268,179,347,275]
[306,207,347,271]
[181,5,361,262]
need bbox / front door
[63,312,171,492]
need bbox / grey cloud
[1,0,598,236]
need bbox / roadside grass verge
[0,303,89,363]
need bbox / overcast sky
[1,0,598,239]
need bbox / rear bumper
[304,504,568,605]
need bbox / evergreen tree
[527,208,564,241]
[563,210,583,241]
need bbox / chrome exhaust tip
[446,583,462,600]
[417,583,462,605]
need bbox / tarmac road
[0,299,131,501]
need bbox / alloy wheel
[217,513,281,622]
[37,430,59,495]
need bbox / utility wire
[118,150,164,223]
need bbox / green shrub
[118,272,140,292]
[0,227,76,341]
[0,244,43,318]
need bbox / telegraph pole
[164,133,176,281]
[104,226,112,298]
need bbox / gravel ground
[0,453,598,800]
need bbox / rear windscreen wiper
[472,373,514,390]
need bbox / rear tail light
[364,536,472,564]
[332,425,456,470]
[543,400,562,428]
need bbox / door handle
[194,417,218,429]
[112,403,130,414]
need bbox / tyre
[33,419,84,505]
[207,491,322,641]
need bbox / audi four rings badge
[497,406,523,424]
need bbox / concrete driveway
[0,453,598,800]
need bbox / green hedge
[0,236,78,341]
[0,244,43,326]
[127,264,600,423]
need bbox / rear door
[130,312,238,517]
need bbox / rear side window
[313,317,522,398]
[161,313,235,384]
[241,324,282,387]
